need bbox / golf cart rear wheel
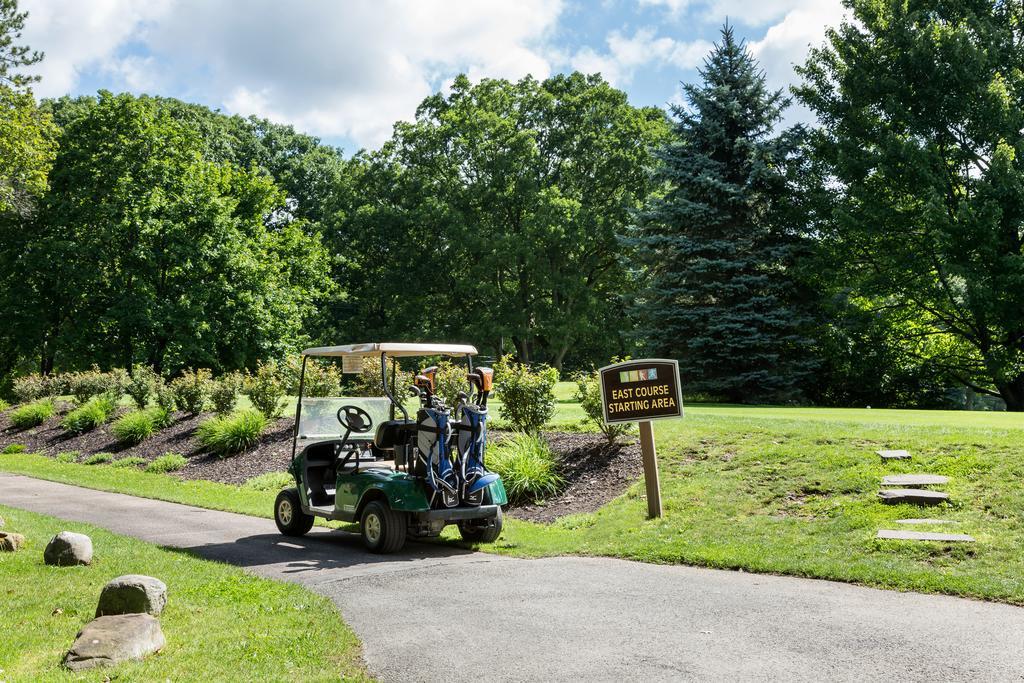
[360,500,407,554]
[275,488,314,537]
[458,506,503,543]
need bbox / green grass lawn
[4,400,1023,606]
[0,505,368,681]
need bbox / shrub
[575,369,635,445]
[210,371,244,415]
[55,451,80,463]
[0,399,8,413]
[9,399,55,429]
[493,355,559,433]
[154,380,177,413]
[246,361,286,418]
[349,357,412,399]
[83,452,113,465]
[284,357,341,397]
[244,471,294,491]
[125,364,161,409]
[197,409,268,457]
[2,443,27,454]
[145,452,187,473]
[111,456,147,468]
[431,360,470,407]
[112,409,156,445]
[61,394,117,434]
[170,368,212,415]
[12,374,47,402]
[488,432,563,504]
[69,367,125,404]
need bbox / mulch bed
[1,406,642,521]
[507,432,642,523]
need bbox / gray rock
[0,531,25,552]
[97,575,167,617]
[63,614,165,671]
[896,518,958,525]
[44,531,93,566]
[877,529,975,542]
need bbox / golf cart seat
[374,419,415,450]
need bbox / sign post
[598,359,683,519]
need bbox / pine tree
[631,24,814,402]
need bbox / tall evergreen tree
[631,25,814,402]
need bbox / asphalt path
[2,473,1023,682]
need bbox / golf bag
[413,367,459,508]
[454,403,498,506]
[453,367,498,506]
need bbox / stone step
[877,449,911,461]
[877,529,974,543]
[878,489,949,505]
[881,474,949,487]
[896,518,958,525]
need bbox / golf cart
[274,343,508,554]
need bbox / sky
[19,0,847,153]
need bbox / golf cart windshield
[297,397,392,444]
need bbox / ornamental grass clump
[2,444,27,454]
[55,451,79,463]
[197,409,268,457]
[9,398,55,429]
[244,471,294,491]
[61,394,117,434]
[488,432,563,504]
[145,452,187,473]
[83,452,113,465]
[111,406,170,445]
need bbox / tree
[0,0,41,89]
[796,0,1024,410]
[631,25,815,402]
[331,73,668,368]
[8,92,328,374]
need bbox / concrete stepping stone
[878,489,949,505]
[877,449,911,461]
[877,529,974,542]
[896,519,958,525]
[881,474,949,487]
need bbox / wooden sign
[598,359,684,519]
[599,359,683,424]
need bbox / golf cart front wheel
[275,488,314,537]
[458,506,503,543]
[360,501,407,554]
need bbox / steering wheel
[336,405,374,434]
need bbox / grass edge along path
[0,504,369,682]
[5,400,1024,607]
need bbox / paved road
[2,473,1023,682]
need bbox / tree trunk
[997,375,1024,412]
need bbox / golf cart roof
[302,342,478,358]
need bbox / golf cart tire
[275,488,315,537]
[360,500,407,554]
[458,505,503,543]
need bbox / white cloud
[571,27,712,87]
[19,0,564,149]
[20,0,172,97]
[749,0,846,122]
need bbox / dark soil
[508,432,642,523]
[0,405,642,521]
